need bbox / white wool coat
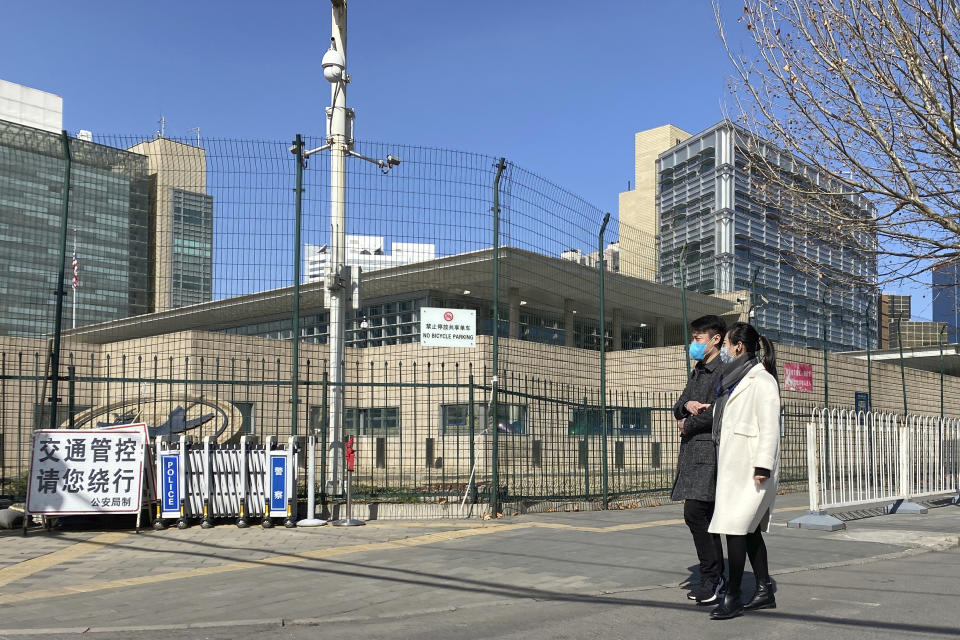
[708,362,781,536]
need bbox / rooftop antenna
[158,115,166,138]
[188,126,200,146]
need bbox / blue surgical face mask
[688,341,707,361]
[719,346,734,364]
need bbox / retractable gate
[153,434,298,529]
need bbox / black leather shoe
[743,580,776,611]
[710,593,743,620]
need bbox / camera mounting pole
[300,0,402,499]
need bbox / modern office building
[0,78,62,133]
[933,260,960,343]
[625,120,876,351]
[0,118,151,338]
[617,124,691,281]
[304,235,435,281]
[879,293,912,348]
[889,320,948,349]
[127,137,214,311]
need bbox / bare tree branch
[715,0,960,286]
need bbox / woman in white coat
[707,322,780,620]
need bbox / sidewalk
[1,492,958,640]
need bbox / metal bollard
[297,434,326,526]
[262,436,277,529]
[283,435,297,528]
[175,435,191,530]
[201,436,215,529]
[237,435,252,528]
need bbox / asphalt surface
[1,492,958,640]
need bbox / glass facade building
[0,119,150,338]
[657,121,877,351]
[219,292,651,351]
[170,188,213,308]
[932,261,960,343]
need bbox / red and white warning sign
[420,307,476,348]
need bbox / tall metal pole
[327,0,348,496]
[939,324,945,419]
[896,319,907,416]
[749,266,760,323]
[490,157,506,515]
[292,134,304,436]
[598,212,610,509]
[864,295,873,408]
[822,318,829,408]
[820,287,831,408]
[49,131,72,429]
[679,244,690,378]
[72,229,77,330]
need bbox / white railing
[797,409,959,528]
[808,409,901,511]
[907,415,960,500]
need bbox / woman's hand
[754,475,767,487]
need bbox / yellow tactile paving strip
[0,504,809,606]
[0,532,130,589]
[0,523,529,605]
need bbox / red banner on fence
[784,362,814,392]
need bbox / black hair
[725,321,777,381]
[690,314,727,340]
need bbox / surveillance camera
[386,154,402,167]
[321,42,346,83]
[289,144,298,154]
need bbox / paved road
[1,493,958,639]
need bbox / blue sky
[2,1,736,208]
[1,1,932,317]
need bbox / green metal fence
[0,350,815,508]
[1,125,955,512]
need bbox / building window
[344,407,400,436]
[441,404,473,433]
[569,408,614,436]
[235,402,255,435]
[441,403,527,435]
[619,407,652,436]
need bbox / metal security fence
[4,126,960,517]
[1,348,821,512]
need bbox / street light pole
[305,0,402,496]
[326,0,349,497]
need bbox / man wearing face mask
[671,314,727,606]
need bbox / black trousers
[684,499,725,584]
[725,525,770,597]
